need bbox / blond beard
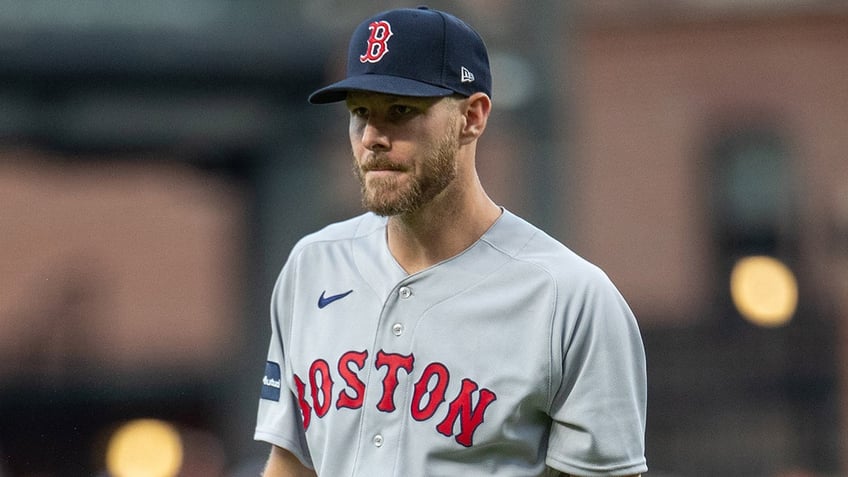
[354,122,460,217]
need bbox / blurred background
[0,0,846,476]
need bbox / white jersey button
[373,434,384,447]
[398,286,412,299]
[392,323,404,336]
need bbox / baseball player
[255,7,647,477]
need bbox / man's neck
[385,182,501,275]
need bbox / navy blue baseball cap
[308,6,492,104]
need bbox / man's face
[346,92,461,217]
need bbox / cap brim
[308,74,455,104]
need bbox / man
[255,6,647,477]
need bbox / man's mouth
[361,156,405,173]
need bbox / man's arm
[262,445,317,477]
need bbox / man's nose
[361,119,390,151]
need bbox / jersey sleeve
[254,260,314,469]
[546,269,647,476]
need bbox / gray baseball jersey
[255,210,647,476]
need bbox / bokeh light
[730,255,798,327]
[106,419,183,477]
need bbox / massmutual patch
[261,361,282,401]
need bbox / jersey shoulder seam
[481,229,561,407]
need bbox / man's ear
[459,92,491,145]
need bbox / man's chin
[362,193,418,217]
[363,201,409,217]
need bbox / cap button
[416,5,430,10]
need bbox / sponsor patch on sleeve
[261,361,282,401]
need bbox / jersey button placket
[395,286,411,337]
[372,434,384,448]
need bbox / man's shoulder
[493,210,609,284]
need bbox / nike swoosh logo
[318,290,353,309]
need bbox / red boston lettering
[293,349,497,447]
[309,359,333,418]
[337,350,368,410]
[436,378,498,447]
[411,362,449,421]
[375,350,414,412]
[293,374,312,430]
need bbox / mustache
[357,154,407,172]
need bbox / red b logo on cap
[359,20,393,63]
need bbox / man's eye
[391,105,415,116]
[350,107,368,118]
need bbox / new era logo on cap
[308,6,492,104]
[461,66,475,83]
